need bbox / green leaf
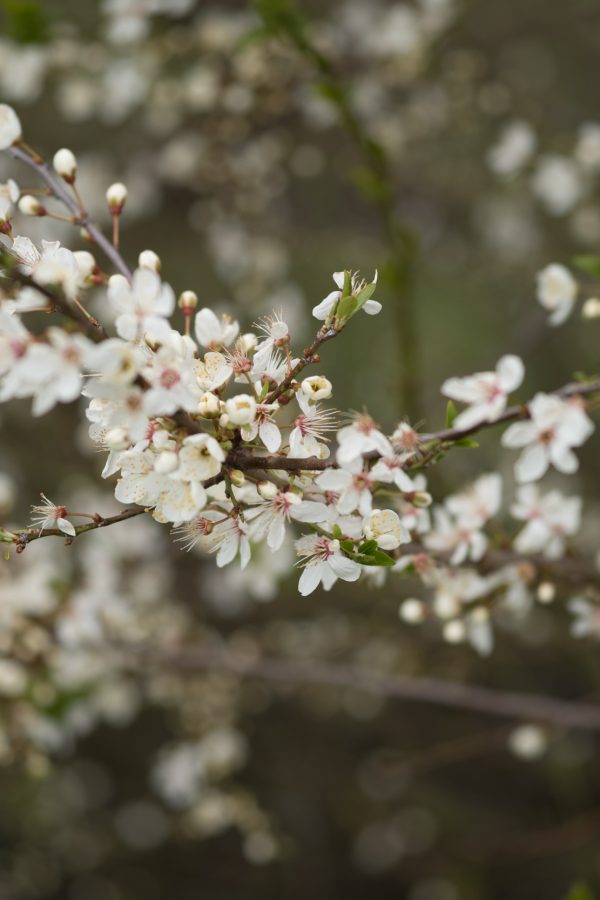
[358,540,378,554]
[331,524,343,539]
[445,399,458,427]
[354,281,377,311]
[564,883,595,900]
[573,255,600,278]
[354,550,395,567]
[335,293,359,322]
[1,0,48,43]
[454,438,479,448]
[340,540,355,554]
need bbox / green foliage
[573,255,600,279]
[340,539,396,567]
[0,0,48,44]
[445,400,458,427]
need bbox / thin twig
[2,507,148,549]
[9,144,132,280]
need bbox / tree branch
[2,507,148,549]
[155,645,600,731]
[9,144,132,280]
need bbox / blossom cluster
[0,103,598,650]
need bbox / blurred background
[1,0,600,897]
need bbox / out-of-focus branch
[155,644,600,731]
[9,143,132,280]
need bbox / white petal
[298,563,324,596]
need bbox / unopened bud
[178,290,198,314]
[138,249,161,272]
[399,598,425,624]
[106,182,127,214]
[537,581,556,604]
[18,195,45,216]
[198,391,220,417]
[257,480,279,500]
[239,332,257,354]
[412,491,432,508]
[582,297,600,319]
[105,427,129,450]
[443,619,466,644]
[228,469,246,487]
[52,147,77,182]
[155,450,179,474]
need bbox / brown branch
[9,144,132,280]
[265,324,339,404]
[226,377,600,474]
[2,507,148,549]
[154,645,600,731]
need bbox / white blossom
[502,393,594,482]
[441,355,524,430]
[536,264,578,326]
[295,534,361,596]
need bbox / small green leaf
[332,524,343,539]
[340,540,355,554]
[446,400,458,427]
[336,294,359,321]
[358,540,378,554]
[573,255,600,279]
[354,550,395,567]
[455,438,479,448]
[354,281,377,311]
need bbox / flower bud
[582,297,600,319]
[443,619,466,644]
[53,147,77,182]
[399,598,425,624]
[225,394,257,426]
[412,491,432,508]
[257,480,279,500]
[178,290,198,314]
[301,375,333,401]
[239,332,257,354]
[0,104,22,150]
[219,413,231,429]
[229,469,246,487]
[198,391,220,417]
[106,182,127,214]
[155,450,179,474]
[105,427,129,450]
[536,581,555,604]
[138,249,161,272]
[18,195,45,216]
[73,250,96,281]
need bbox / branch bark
[155,645,600,731]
